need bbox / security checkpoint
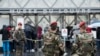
[0,0,99,56]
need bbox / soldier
[13,23,26,56]
[72,21,95,56]
[42,22,64,56]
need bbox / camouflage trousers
[42,44,60,56]
[16,49,23,56]
[15,41,24,56]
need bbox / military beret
[50,22,57,26]
[18,22,22,26]
[79,21,85,27]
[86,27,91,33]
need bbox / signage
[0,8,99,13]
[61,29,68,36]
[10,8,90,13]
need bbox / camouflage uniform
[13,29,26,56]
[72,31,95,56]
[42,32,63,56]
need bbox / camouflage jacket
[13,29,26,42]
[42,32,63,53]
[72,32,95,55]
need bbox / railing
[2,37,100,56]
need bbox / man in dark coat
[24,23,36,52]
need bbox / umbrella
[71,24,80,35]
[88,22,100,28]
[72,24,79,30]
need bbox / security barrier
[2,38,100,56]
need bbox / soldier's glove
[59,44,63,47]
[59,44,64,51]
[73,43,78,47]
[72,43,78,51]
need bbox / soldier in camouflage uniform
[72,22,95,56]
[13,23,26,56]
[42,22,64,56]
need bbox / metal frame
[0,0,99,25]
[0,8,99,27]
[1,13,99,27]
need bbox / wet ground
[0,52,43,56]
[0,49,100,56]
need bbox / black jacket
[0,28,9,40]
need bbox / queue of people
[0,23,26,56]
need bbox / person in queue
[13,23,26,56]
[0,25,11,56]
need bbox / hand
[59,43,64,47]
[84,39,92,43]
[9,39,13,42]
[73,43,78,47]
[9,38,13,42]
[59,44,64,50]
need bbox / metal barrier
[2,38,100,56]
